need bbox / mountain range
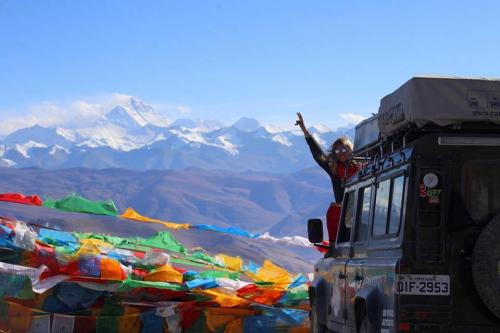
[0,98,357,272]
[0,166,333,272]
[0,98,355,172]
[0,166,332,237]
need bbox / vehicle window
[373,179,390,236]
[355,186,371,242]
[463,160,500,221]
[388,176,404,234]
[372,175,405,237]
[344,192,355,229]
[337,191,355,243]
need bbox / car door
[327,190,356,331]
[345,181,373,329]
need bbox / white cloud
[177,105,191,114]
[0,93,147,136]
[339,112,367,125]
[0,114,42,137]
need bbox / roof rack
[353,76,500,158]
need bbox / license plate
[397,274,450,296]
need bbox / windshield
[463,160,500,221]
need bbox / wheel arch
[354,284,382,332]
[309,278,329,326]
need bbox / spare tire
[472,214,500,319]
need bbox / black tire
[359,315,376,333]
[472,214,500,319]
[310,303,327,333]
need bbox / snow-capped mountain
[0,98,356,172]
[94,98,170,129]
[3,125,75,147]
[232,117,262,132]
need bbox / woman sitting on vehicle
[295,112,360,243]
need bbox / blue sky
[1,0,500,135]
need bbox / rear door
[364,169,407,332]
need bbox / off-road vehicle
[308,76,500,332]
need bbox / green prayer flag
[0,300,8,322]
[129,231,185,253]
[95,299,121,333]
[118,278,187,292]
[190,251,219,265]
[199,270,239,280]
[17,276,36,300]
[96,316,119,333]
[170,257,207,268]
[73,233,125,246]
[101,298,124,316]
[43,193,119,216]
[286,290,308,301]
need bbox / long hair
[325,137,354,175]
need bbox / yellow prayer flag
[120,207,189,230]
[144,265,183,284]
[8,302,33,331]
[118,310,141,333]
[249,260,293,287]
[205,308,252,333]
[199,289,249,308]
[215,254,243,271]
[74,238,113,257]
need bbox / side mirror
[308,218,323,243]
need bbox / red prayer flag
[0,193,42,206]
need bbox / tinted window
[372,175,405,237]
[355,186,371,242]
[388,176,404,234]
[373,179,390,236]
[463,160,500,221]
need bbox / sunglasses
[335,147,351,154]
